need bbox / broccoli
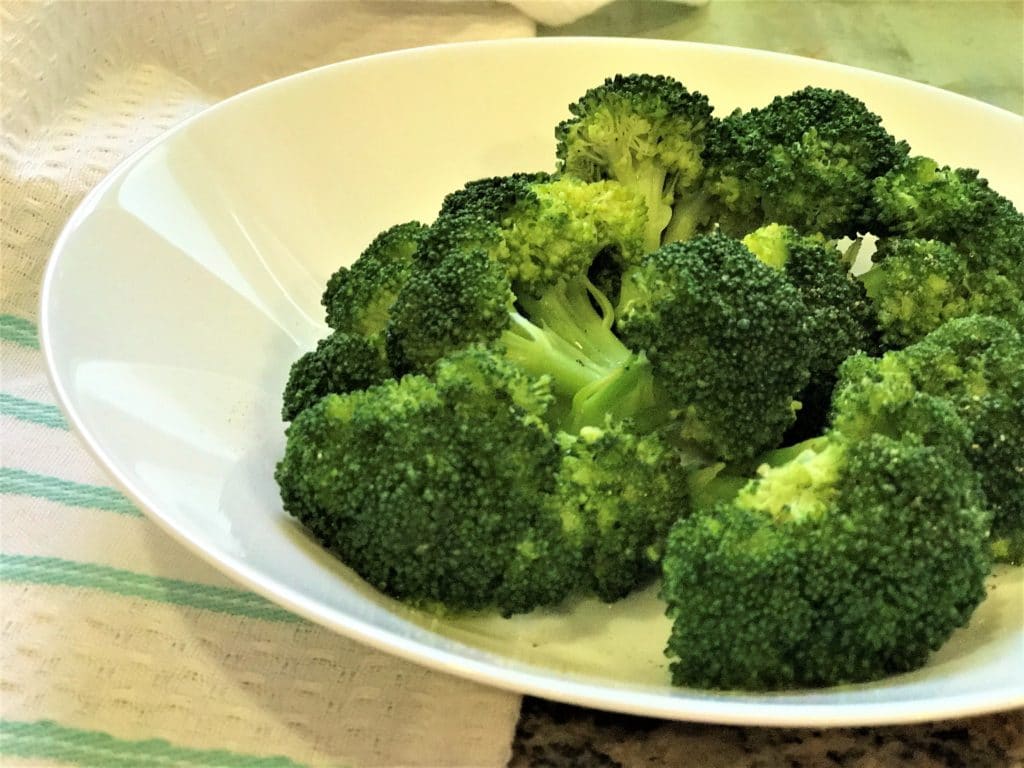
[278,344,697,615]
[280,221,427,421]
[281,330,390,422]
[832,315,1024,562]
[322,221,429,335]
[275,73,1024,689]
[703,87,908,238]
[741,223,879,439]
[385,176,654,431]
[554,423,695,602]
[859,237,1024,348]
[869,156,1024,267]
[277,347,586,615]
[617,234,813,460]
[662,428,990,689]
[555,73,716,251]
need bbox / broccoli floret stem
[614,269,645,319]
[664,192,711,244]
[501,314,606,396]
[519,277,628,369]
[569,353,657,431]
[503,274,662,431]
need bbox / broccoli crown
[438,174,647,292]
[386,215,515,374]
[276,347,586,615]
[662,431,990,689]
[555,73,715,251]
[704,87,908,238]
[438,171,554,219]
[860,237,1024,348]
[281,330,391,422]
[742,223,880,438]
[833,315,1024,563]
[553,423,693,602]
[869,156,1024,262]
[617,234,812,460]
[322,221,429,335]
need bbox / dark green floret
[662,430,990,689]
[556,73,716,250]
[832,315,1024,563]
[704,87,908,238]
[869,156,1024,267]
[742,223,880,438]
[617,234,813,460]
[322,221,429,335]
[280,330,391,422]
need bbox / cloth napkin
[0,2,656,765]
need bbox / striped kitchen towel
[0,1,648,764]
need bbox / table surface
[514,1,1024,765]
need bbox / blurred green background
[541,0,1023,114]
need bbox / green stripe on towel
[0,315,39,349]
[0,393,68,429]
[0,555,301,624]
[0,468,141,516]
[0,720,310,767]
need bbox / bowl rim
[40,36,1024,726]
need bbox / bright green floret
[860,237,1023,348]
[387,176,656,431]
[704,87,908,238]
[832,315,1024,562]
[662,429,990,689]
[554,423,695,602]
[555,73,716,251]
[276,348,585,615]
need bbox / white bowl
[42,38,1024,726]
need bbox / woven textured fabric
[0,2,628,765]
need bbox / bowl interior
[43,38,1024,724]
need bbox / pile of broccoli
[275,73,1024,690]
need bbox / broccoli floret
[387,179,656,431]
[556,73,716,251]
[704,87,908,238]
[322,221,429,335]
[832,315,1024,563]
[617,234,813,460]
[437,171,554,219]
[869,156,1024,265]
[276,347,586,615]
[281,330,391,422]
[662,430,990,689]
[742,223,880,438]
[553,423,694,602]
[860,238,1023,348]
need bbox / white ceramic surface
[42,38,1024,726]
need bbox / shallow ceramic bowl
[42,38,1024,725]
